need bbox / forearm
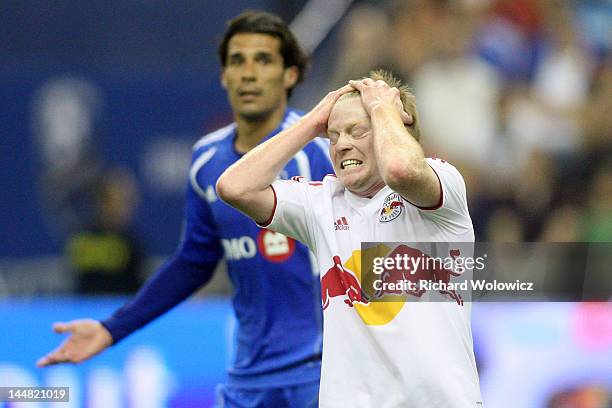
[219,118,317,196]
[370,103,428,188]
[101,255,216,343]
[218,84,353,206]
[218,84,352,222]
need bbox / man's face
[221,33,296,122]
[327,96,385,197]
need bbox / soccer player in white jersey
[217,70,482,407]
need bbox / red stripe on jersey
[404,163,444,211]
[257,185,278,227]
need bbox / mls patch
[379,192,404,222]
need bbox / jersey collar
[344,185,393,209]
[231,108,298,157]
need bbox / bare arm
[349,79,440,207]
[216,84,354,223]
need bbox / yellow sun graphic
[344,244,408,326]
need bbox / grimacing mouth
[340,159,363,170]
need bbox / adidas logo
[334,217,350,231]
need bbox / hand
[36,319,113,367]
[349,78,413,125]
[304,84,355,135]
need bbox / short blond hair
[340,69,421,141]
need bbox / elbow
[216,174,242,206]
[382,161,424,191]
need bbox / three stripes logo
[334,216,350,231]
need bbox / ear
[283,66,299,90]
[220,69,228,89]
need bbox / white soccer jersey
[264,158,482,408]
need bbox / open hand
[305,84,355,135]
[36,319,113,367]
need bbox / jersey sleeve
[259,179,321,251]
[101,152,224,343]
[177,170,224,265]
[409,158,472,230]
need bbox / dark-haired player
[38,11,330,407]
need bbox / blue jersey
[102,109,333,388]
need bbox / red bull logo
[322,245,465,326]
[321,255,369,310]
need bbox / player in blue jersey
[37,11,332,407]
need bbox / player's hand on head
[305,84,355,135]
[349,78,413,125]
[36,319,113,367]
[348,78,394,114]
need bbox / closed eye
[351,126,370,139]
[327,132,339,145]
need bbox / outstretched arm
[38,173,223,367]
[36,255,218,367]
[217,84,354,223]
[349,79,440,208]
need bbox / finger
[36,355,60,367]
[53,322,72,333]
[336,84,354,95]
[400,111,414,125]
[407,113,414,125]
[327,84,351,99]
[333,85,353,101]
[348,80,364,91]
[36,350,66,367]
[393,96,413,125]
[376,80,388,88]
[36,354,48,367]
[36,356,51,367]
[325,85,353,106]
[361,78,375,85]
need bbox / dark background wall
[1,1,306,257]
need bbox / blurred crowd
[323,0,611,242]
[5,0,608,298]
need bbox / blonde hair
[339,69,421,141]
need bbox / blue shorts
[215,381,319,408]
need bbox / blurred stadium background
[1,0,610,407]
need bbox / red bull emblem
[321,256,369,310]
[379,192,404,222]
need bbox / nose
[241,60,257,82]
[335,132,353,152]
